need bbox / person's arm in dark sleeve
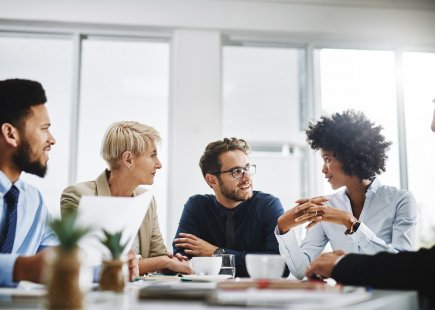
[332,246,435,299]
[172,197,202,257]
[232,196,288,277]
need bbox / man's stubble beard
[218,177,253,202]
[12,138,47,178]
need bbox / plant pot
[99,259,125,292]
[46,247,83,309]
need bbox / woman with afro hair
[275,110,417,279]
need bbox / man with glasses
[173,138,287,277]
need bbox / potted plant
[99,230,127,292]
[46,213,90,309]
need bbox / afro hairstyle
[306,110,392,181]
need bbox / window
[318,49,400,192]
[223,45,305,208]
[0,33,170,235]
[403,52,435,247]
[0,34,74,217]
[78,37,170,236]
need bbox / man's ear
[1,123,19,147]
[121,151,133,169]
[204,173,218,189]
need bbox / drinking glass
[212,253,235,278]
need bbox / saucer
[181,274,232,282]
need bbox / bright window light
[319,49,400,193]
[403,52,435,247]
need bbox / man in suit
[305,101,435,306]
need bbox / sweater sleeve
[172,197,202,257]
[332,246,435,300]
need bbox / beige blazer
[60,170,167,258]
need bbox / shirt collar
[340,177,381,200]
[0,170,24,199]
[366,177,381,196]
[96,169,141,197]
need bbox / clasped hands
[278,196,357,234]
[277,196,329,234]
[174,232,218,257]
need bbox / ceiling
[216,0,435,10]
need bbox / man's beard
[218,177,252,202]
[12,139,47,178]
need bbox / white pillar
[167,29,222,246]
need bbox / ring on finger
[315,210,318,216]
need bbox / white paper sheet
[213,287,371,308]
[75,191,153,266]
[0,281,46,297]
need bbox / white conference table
[0,283,424,310]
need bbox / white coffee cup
[190,257,222,275]
[245,254,285,279]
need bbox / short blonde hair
[101,121,160,169]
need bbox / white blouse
[275,178,417,279]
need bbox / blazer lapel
[95,170,112,197]
[134,187,150,257]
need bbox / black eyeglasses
[214,164,256,179]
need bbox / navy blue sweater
[173,191,288,277]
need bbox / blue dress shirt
[276,178,417,279]
[173,191,287,277]
[0,171,58,286]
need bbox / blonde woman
[61,121,192,275]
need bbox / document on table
[75,191,153,266]
[139,281,216,300]
[211,287,371,308]
[0,281,46,297]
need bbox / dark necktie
[1,185,19,253]
[225,209,236,249]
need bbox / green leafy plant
[50,212,91,251]
[100,230,127,260]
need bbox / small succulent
[50,212,91,251]
[100,230,127,260]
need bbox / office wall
[1,0,435,45]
